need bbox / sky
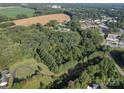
[0,0,124,3]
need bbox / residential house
[0,70,10,87]
[87,84,101,89]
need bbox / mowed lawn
[0,6,34,18]
[9,58,55,79]
[22,75,53,89]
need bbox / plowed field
[14,13,70,26]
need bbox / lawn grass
[0,6,34,18]
[9,58,55,79]
[8,58,57,88]
[22,75,53,89]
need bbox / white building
[106,34,120,42]
[0,70,10,87]
[80,21,98,30]
[51,5,61,9]
[0,82,7,86]
[87,84,101,89]
[106,33,124,48]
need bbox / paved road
[108,53,124,76]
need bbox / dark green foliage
[67,20,81,31]
[36,49,56,71]
[0,72,1,78]
[0,6,123,88]
[0,15,9,22]
[79,28,103,55]
[48,55,122,89]
[110,50,124,67]
[16,14,28,19]
[46,20,59,29]
[0,21,15,28]
[39,81,45,89]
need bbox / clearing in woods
[8,58,57,88]
[9,58,56,79]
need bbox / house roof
[1,70,9,84]
[87,84,101,89]
[106,34,120,42]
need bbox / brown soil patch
[14,13,70,26]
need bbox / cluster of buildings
[94,16,117,24]
[95,16,124,48]
[55,23,71,32]
[47,5,61,9]
[80,17,124,48]
[80,20,98,30]
[106,33,124,48]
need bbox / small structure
[94,19,101,24]
[57,27,70,32]
[51,5,61,9]
[0,70,10,87]
[106,33,124,48]
[80,21,98,30]
[87,84,101,89]
[106,34,120,42]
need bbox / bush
[16,14,28,19]
[0,15,9,22]
[0,21,15,28]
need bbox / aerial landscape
[0,3,124,89]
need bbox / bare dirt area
[14,13,70,26]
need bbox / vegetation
[110,50,124,70]
[0,6,34,18]
[0,4,124,89]
[16,14,28,19]
[0,72,1,78]
[0,21,15,28]
[46,20,59,29]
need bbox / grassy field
[9,58,55,79]
[0,6,34,18]
[8,58,57,88]
[22,75,53,89]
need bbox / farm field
[14,13,71,26]
[0,6,34,18]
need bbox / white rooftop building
[87,84,101,89]
[51,5,61,9]
[106,34,120,42]
[106,33,124,48]
[0,70,10,87]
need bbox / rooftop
[87,84,101,89]
[106,34,120,42]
